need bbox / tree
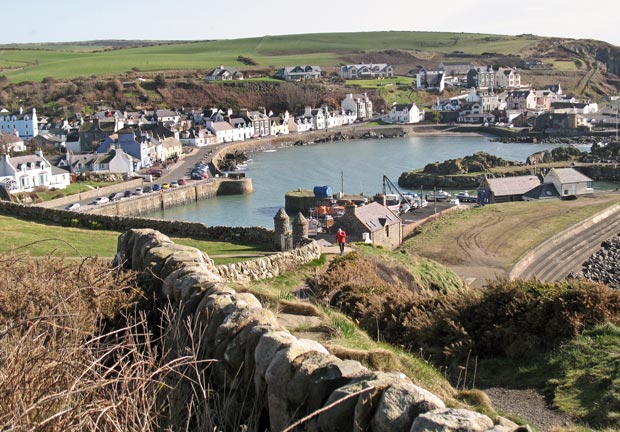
[426,110,442,124]
[154,75,167,88]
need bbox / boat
[403,193,428,209]
[385,193,401,212]
[455,191,477,203]
[426,190,452,202]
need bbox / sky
[2,0,619,47]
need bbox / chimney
[304,106,312,117]
[34,149,43,157]
[19,106,23,115]
[345,203,356,218]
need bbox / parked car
[65,202,80,211]
[161,183,170,189]
[177,178,186,186]
[170,181,179,188]
[124,190,133,198]
[134,187,143,195]
[108,192,124,202]
[92,197,109,205]
[147,168,163,178]
[152,184,162,192]
[143,185,153,193]
[191,169,209,179]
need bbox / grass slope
[0,215,268,264]
[0,31,541,82]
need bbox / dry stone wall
[115,228,522,432]
[0,201,273,245]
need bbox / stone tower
[293,212,309,244]
[274,208,291,251]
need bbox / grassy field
[0,215,269,264]
[403,194,620,274]
[0,31,541,83]
[345,77,416,89]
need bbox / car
[92,197,109,205]
[170,181,179,188]
[65,203,80,211]
[134,187,143,195]
[191,169,209,179]
[177,178,186,186]
[143,185,153,193]
[152,184,162,192]
[147,168,163,178]
[161,183,170,189]
[124,190,133,198]
[108,192,124,202]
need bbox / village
[0,60,618,198]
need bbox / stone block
[265,339,328,432]
[370,379,446,432]
[410,408,494,432]
[254,330,297,396]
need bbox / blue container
[313,185,333,198]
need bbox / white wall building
[386,103,424,124]
[0,151,70,193]
[341,93,373,120]
[0,108,39,140]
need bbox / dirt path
[484,388,575,432]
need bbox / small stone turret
[293,212,309,244]
[274,208,291,251]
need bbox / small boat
[385,193,401,212]
[455,191,477,203]
[426,190,452,202]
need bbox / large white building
[341,93,373,120]
[0,108,39,140]
[385,103,424,124]
[0,151,70,193]
[339,64,393,80]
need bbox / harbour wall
[37,178,145,209]
[115,228,506,432]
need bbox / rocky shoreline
[491,135,612,145]
[570,234,620,289]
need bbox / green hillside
[0,31,542,82]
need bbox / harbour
[144,134,592,227]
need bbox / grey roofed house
[355,202,400,232]
[481,175,542,203]
[209,121,234,131]
[277,65,322,81]
[548,167,592,184]
[205,66,244,81]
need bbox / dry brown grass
[0,253,248,431]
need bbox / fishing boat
[426,190,452,202]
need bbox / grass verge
[0,214,269,264]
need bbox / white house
[205,66,244,81]
[339,64,394,80]
[0,108,39,140]
[341,93,373,120]
[303,106,326,130]
[92,148,136,175]
[543,168,593,198]
[0,132,26,153]
[416,69,445,92]
[386,103,424,124]
[276,66,321,81]
[179,128,217,147]
[495,67,521,89]
[229,118,254,141]
[0,151,70,193]
[208,121,235,143]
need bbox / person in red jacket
[335,228,347,255]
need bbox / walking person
[335,228,347,255]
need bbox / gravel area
[484,387,575,432]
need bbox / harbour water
[146,135,592,227]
